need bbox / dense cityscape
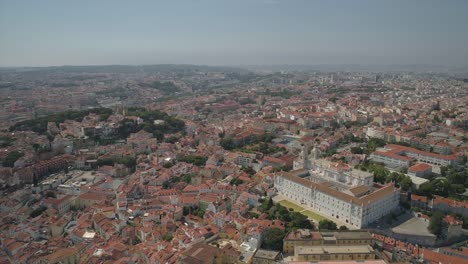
[0,65,467,263]
[1,0,468,263]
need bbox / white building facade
[274,172,399,228]
[277,143,399,228]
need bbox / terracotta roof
[419,248,466,264]
[444,215,463,226]
[349,185,369,196]
[433,195,468,208]
[78,192,107,201]
[386,144,458,161]
[408,163,432,172]
[411,194,428,203]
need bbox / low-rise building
[294,244,375,262]
[407,163,432,178]
[283,229,373,254]
[370,144,459,169]
[253,249,281,264]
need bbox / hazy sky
[1,0,468,67]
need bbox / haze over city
[1,0,468,67]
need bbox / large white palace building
[274,143,399,228]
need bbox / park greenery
[219,132,274,150]
[8,107,185,145]
[10,108,113,134]
[237,142,285,155]
[259,198,314,231]
[162,173,193,189]
[117,107,185,141]
[177,155,208,166]
[90,109,185,145]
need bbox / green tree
[400,176,413,191]
[183,206,191,216]
[230,178,244,186]
[196,209,205,218]
[260,198,274,212]
[220,137,235,150]
[242,166,256,175]
[249,212,260,219]
[262,228,286,251]
[319,219,337,230]
[181,173,193,184]
[367,163,389,184]
[350,147,364,154]
[165,136,179,144]
[30,206,47,218]
[32,143,40,152]
[45,191,56,198]
[162,234,173,241]
[432,178,450,196]
[366,138,386,153]
[289,212,314,230]
[428,211,445,238]
[386,172,401,183]
[163,162,174,168]
[162,180,171,189]
[177,155,208,166]
[339,225,349,230]
[418,182,434,198]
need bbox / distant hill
[2,64,466,74]
[0,64,249,74]
[239,64,468,73]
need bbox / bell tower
[311,142,321,161]
[294,142,313,170]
